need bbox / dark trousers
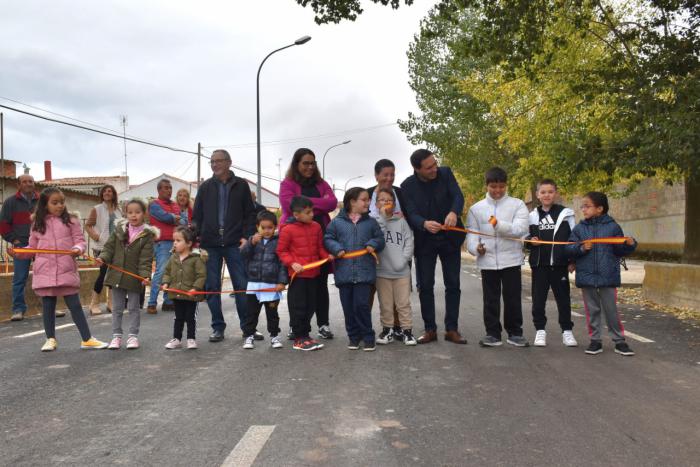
[313,263,330,327]
[92,249,109,294]
[42,295,91,341]
[338,283,374,343]
[415,240,462,332]
[288,277,317,338]
[481,266,523,338]
[173,299,197,340]
[243,295,280,337]
[531,266,573,331]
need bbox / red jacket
[276,219,328,279]
[148,198,179,241]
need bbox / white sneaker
[186,339,198,349]
[270,335,283,349]
[562,330,578,347]
[165,338,181,349]
[534,330,547,347]
[243,335,255,349]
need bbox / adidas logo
[539,215,556,230]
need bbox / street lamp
[322,140,351,179]
[344,175,363,192]
[256,35,311,200]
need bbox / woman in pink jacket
[12,188,108,352]
[279,148,338,340]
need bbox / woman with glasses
[279,148,338,340]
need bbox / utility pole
[0,112,4,203]
[276,157,282,181]
[197,142,202,187]
[120,115,128,178]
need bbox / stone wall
[643,263,700,311]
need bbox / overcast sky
[0,0,437,193]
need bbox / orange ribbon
[440,226,631,245]
[290,248,379,282]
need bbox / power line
[0,103,198,155]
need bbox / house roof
[0,176,101,198]
[38,176,126,185]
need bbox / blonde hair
[176,188,192,209]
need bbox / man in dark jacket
[192,149,257,342]
[0,175,38,321]
[400,149,467,344]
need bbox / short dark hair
[256,210,277,226]
[537,178,558,190]
[410,149,433,169]
[289,195,313,214]
[584,191,609,214]
[174,225,196,244]
[376,187,395,202]
[212,149,231,161]
[485,167,508,184]
[156,178,172,190]
[343,187,368,212]
[374,159,395,175]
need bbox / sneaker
[126,336,139,350]
[41,338,57,352]
[534,330,547,347]
[292,338,317,351]
[347,340,360,350]
[11,312,24,321]
[187,339,198,349]
[308,338,324,350]
[318,325,334,339]
[403,329,417,346]
[108,336,122,350]
[363,341,376,352]
[507,335,530,347]
[270,335,283,349]
[287,330,296,340]
[393,327,404,342]
[376,327,393,345]
[254,331,264,341]
[585,340,603,355]
[165,338,182,349]
[562,330,578,347]
[146,304,157,314]
[614,341,635,356]
[80,337,108,350]
[55,309,66,317]
[479,335,503,347]
[243,335,255,349]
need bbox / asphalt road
[1,263,699,467]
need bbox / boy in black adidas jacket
[526,179,577,348]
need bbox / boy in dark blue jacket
[240,211,288,350]
[566,192,637,356]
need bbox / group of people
[0,146,638,357]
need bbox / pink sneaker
[165,338,181,349]
[187,339,198,349]
[108,336,122,350]
[126,336,139,349]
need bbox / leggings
[92,249,109,294]
[173,299,197,340]
[42,294,91,341]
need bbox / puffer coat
[240,234,288,285]
[161,251,207,301]
[99,219,159,292]
[277,217,329,279]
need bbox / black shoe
[585,340,603,355]
[376,327,393,345]
[392,327,404,342]
[347,339,360,350]
[363,341,376,352]
[253,331,264,341]
[209,330,225,342]
[614,341,635,356]
[317,325,334,339]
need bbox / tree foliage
[293,0,413,24]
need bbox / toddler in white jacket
[467,167,530,348]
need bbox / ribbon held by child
[440,225,632,246]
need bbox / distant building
[38,160,129,195]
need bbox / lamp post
[256,35,311,200]
[344,175,363,192]
[322,139,351,179]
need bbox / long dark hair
[99,184,119,209]
[33,187,72,234]
[343,187,368,213]
[285,148,321,185]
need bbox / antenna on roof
[121,115,128,179]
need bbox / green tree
[293,0,413,24]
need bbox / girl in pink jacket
[15,188,108,352]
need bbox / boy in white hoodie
[527,179,577,348]
[467,167,530,347]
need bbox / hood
[114,218,161,239]
[336,210,371,222]
[581,213,614,226]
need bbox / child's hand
[275,284,285,292]
[291,263,304,273]
[336,250,346,258]
[251,233,262,245]
[582,241,593,251]
[142,279,151,286]
[366,246,375,254]
[94,257,104,265]
[568,263,576,274]
[160,283,169,290]
[70,248,81,258]
[327,254,335,261]
[489,216,498,227]
[477,242,486,256]
[530,236,539,243]
[625,237,635,246]
[6,246,15,258]
[188,288,197,295]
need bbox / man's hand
[477,242,486,256]
[275,284,286,292]
[444,212,458,227]
[625,237,635,246]
[582,241,593,251]
[173,214,181,224]
[291,263,304,273]
[251,233,262,246]
[568,263,576,274]
[366,246,375,254]
[239,238,248,248]
[423,220,442,234]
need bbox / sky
[0,0,438,193]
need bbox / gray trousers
[111,287,141,337]
[581,287,625,343]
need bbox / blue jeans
[148,240,173,306]
[204,245,248,332]
[338,283,374,343]
[415,239,462,332]
[12,242,31,313]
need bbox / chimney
[44,160,52,181]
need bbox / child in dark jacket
[566,192,637,356]
[324,187,385,351]
[277,196,331,352]
[240,211,288,350]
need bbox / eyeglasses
[210,159,229,165]
[580,204,593,209]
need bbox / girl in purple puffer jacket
[14,188,108,352]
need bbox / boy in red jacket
[277,196,331,351]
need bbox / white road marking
[14,324,75,338]
[221,425,275,467]
[570,312,654,342]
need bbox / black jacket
[527,204,575,268]
[192,172,257,248]
[239,235,289,284]
[400,167,466,251]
